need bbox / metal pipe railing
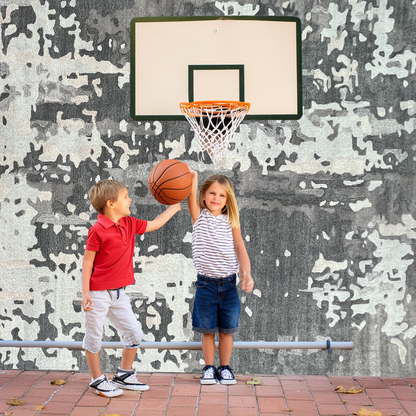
[0,340,352,353]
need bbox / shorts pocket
[195,280,207,288]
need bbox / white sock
[117,367,132,373]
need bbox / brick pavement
[0,370,415,416]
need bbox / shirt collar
[97,213,120,229]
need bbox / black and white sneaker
[200,365,218,385]
[89,375,123,397]
[217,365,236,385]
[113,368,149,391]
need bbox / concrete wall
[0,0,415,377]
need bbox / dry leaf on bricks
[7,397,24,406]
[353,407,383,416]
[51,379,66,386]
[335,385,365,394]
[35,405,46,410]
[246,378,263,385]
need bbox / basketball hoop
[180,101,250,164]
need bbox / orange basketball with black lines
[148,159,192,205]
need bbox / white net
[180,101,250,165]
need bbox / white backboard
[130,16,302,120]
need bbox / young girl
[187,172,254,385]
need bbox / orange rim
[180,100,250,115]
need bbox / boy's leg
[120,347,138,370]
[107,289,149,391]
[106,289,143,354]
[83,291,123,397]
[85,351,102,380]
[82,290,110,377]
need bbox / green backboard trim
[188,65,245,103]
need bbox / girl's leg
[120,347,138,370]
[218,333,233,366]
[85,351,102,380]
[202,333,216,365]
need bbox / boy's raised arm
[187,171,200,224]
[145,203,181,233]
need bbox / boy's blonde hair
[199,174,240,228]
[89,180,127,214]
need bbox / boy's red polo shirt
[86,214,147,290]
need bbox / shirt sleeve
[133,217,147,235]
[85,226,101,251]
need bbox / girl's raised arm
[187,170,200,224]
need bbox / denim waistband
[197,273,236,283]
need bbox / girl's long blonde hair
[198,174,240,228]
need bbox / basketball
[148,159,192,205]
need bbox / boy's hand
[239,271,254,293]
[82,294,94,311]
[171,203,182,212]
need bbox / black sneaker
[217,365,236,385]
[200,365,218,385]
[89,375,123,397]
[112,368,149,391]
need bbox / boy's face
[110,188,131,217]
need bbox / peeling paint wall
[0,0,415,377]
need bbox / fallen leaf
[246,377,263,385]
[7,397,25,406]
[105,399,110,406]
[194,374,202,379]
[342,400,347,404]
[35,405,46,410]
[51,379,66,386]
[335,385,365,394]
[5,411,13,416]
[355,407,383,416]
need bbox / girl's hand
[239,271,254,293]
[82,294,94,311]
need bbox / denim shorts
[192,273,240,334]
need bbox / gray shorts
[82,288,143,353]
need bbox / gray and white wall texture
[1,0,415,377]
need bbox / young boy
[82,179,181,397]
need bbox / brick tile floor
[0,370,415,416]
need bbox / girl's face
[203,181,227,216]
